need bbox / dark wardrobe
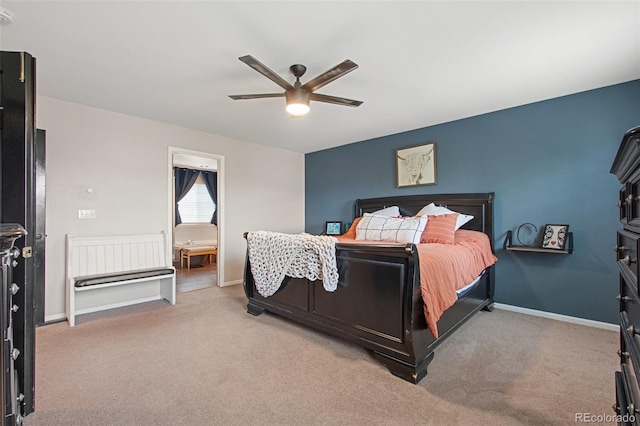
[0,50,45,424]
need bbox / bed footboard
[243,241,493,383]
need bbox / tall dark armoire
[610,124,640,423]
[0,50,44,424]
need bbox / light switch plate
[78,209,96,219]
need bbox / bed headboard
[354,192,495,246]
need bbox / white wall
[174,224,218,245]
[36,96,305,321]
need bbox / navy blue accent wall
[305,80,640,324]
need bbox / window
[177,174,216,223]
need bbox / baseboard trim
[44,313,67,324]
[494,303,618,332]
[220,279,242,287]
[75,295,162,316]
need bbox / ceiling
[1,1,639,154]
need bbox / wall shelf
[502,230,573,254]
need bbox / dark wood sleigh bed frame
[242,192,495,384]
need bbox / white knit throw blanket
[246,231,339,297]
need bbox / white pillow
[416,203,474,230]
[371,205,400,217]
[355,213,428,244]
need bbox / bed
[242,192,496,384]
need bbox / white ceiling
[1,1,639,154]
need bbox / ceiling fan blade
[229,93,285,100]
[302,60,358,93]
[310,93,362,107]
[238,55,293,91]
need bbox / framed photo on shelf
[396,142,437,188]
[541,224,569,250]
[325,221,342,236]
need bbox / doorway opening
[168,147,224,292]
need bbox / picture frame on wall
[325,221,342,236]
[396,142,437,187]
[541,224,569,250]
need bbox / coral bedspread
[337,229,497,338]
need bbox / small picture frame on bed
[396,142,437,187]
[541,224,569,250]
[325,221,342,236]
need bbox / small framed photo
[396,142,437,187]
[325,221,342,236]
[541,224,569,250]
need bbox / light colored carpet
[24,284,618,426]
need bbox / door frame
[167,147,225,286]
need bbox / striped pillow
[420,213,459,244]
[356,213,428,244]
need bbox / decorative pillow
[356,213,428,244]
[342,217,362,238]
[371,206,400,217]
[416,203,473,230]
[420,213,459,244]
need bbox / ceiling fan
[228,55,362,117]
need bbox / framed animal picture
[396,142,437,187]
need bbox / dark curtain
[201,171,218,225]
[174,167,199,225]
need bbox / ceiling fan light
[286,103,310,116]
[286,89,310,117]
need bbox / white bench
[66,232,176,327]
